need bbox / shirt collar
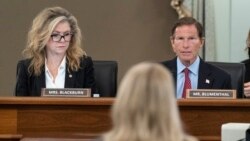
[59,56,66,70]
[45,56,66,71]
[177,56,200,75]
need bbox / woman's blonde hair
[103,62,197,141]
[23,6,85,75]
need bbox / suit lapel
[33,67,45,96]
[168,58,178,84]
[64,64,75,88]
[40,69,46,88]
[198,60,214,89]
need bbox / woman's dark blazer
[15,56,97,96]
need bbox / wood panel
[179,99,250,141]
[0,97,113,136]
[17,105,111,134]
[0,109,17,134]
[0,97,250,141]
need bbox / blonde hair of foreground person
[23,6,85,75]
[102,62,198,141]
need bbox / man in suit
[162,17,231,99]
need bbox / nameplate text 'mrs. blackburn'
[41,88,91,97]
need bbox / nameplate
[186,89,236,99]
[41,88,91,97]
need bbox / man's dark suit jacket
[162,57,232,90]
[15,56,97,96]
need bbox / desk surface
[0,97,114,105]
[1,96,249,105]
[0,97,250,141]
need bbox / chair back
[93,60,118,97]
[208,62,245,98]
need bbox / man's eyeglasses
[51,32,73,42]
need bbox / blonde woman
[100,62,197,141]
[15,7,96,96]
